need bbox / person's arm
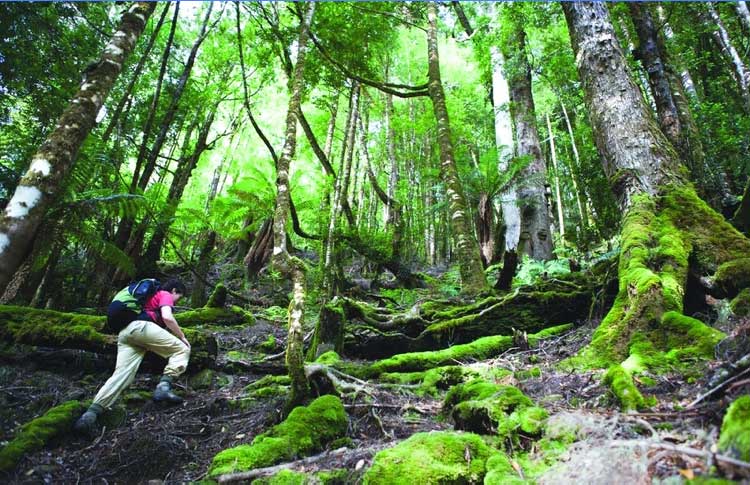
[160,305,190,348]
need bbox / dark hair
[162,279,187,295]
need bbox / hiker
[74,279,191,433]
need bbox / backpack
[127,278,161,306]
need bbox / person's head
[162,279,187,303]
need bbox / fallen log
[0,305,218,370]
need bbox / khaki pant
[92,320,190,409]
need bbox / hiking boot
[74,403,103,434]
[153,376,183,404]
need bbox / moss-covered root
[718,395,750,462]
[570,186,738,373]
[602,365,648,412]
[363,431,504,484]
[369,324,571,375]
[0,400,85,472]
[176,305,255,327]
[209,395,347,477]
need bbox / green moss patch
[0,400,85,472]
[369,324,571,375]
[443,379,546,441]
[718,395,750,462]
[602,365,648,411]
[730,288,750,317]
[209,395,347,476]
[314,351,341,365]
[363,431,504,484]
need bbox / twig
[687,366,750,409]
[650,442,750,470]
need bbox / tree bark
[101,3,170,144]
[427,3,487,294]
[546,113,565,242]
[737,1,750,32]
[704,3,750,112]
[505,19,554,261]
[0,3,155,294]
[562,2,750,371]
[269,2,316,408]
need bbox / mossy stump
[718,395,750,463]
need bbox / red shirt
[143,290,175,326]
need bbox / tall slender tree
[0,3,156,293]
[427,2,488,294]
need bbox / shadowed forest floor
[1,263,749,484]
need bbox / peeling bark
[0,3,155,293]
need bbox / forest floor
[1,264,749,484]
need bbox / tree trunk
[546,113,565,242]
[190,231,216,308]
[737,1,750,32]
[0,3,155,294]
[505,19,554,261]
[269,2,316,408]
[704,3,750,112]
[427,3,487,294]
[323,82,359,298]
[562,2,750,374]
[136,4,214,191]
[559,101,591,230]
[101,3,170,144]
[141,107,217,269]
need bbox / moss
[189,369,215,390]
[209,395,347,476]
[369,324,571,375]
[714,258,750,298]
[226,350,250,362]
[730,288,750,317]
[0,400,85,472]
[566,187,736,375]
[258,334,278,353]
[603,365,647,411]
[363,431,503,484]
[252,469,307,485]
[177,305,254,327]
[718,395,750,462]
[206,284,228,308]
[443,380,544,441]
[315,351,341,365]
[515,367,542,381]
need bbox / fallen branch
[687,366,750,409]
[650,442,750,470]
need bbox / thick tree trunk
[269,2,316,408]
[505,21,554,261]
[427,3,487,294]
[562,2,750,375]
[244,218,273,278]
[190,231,216,308]
[0,3,155,294]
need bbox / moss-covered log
[0,400,85,472]
[0,305,219,369]
[341,266,611,359]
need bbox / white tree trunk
[546,113,565,241]
[706,2,750,110]
[491,47,520,253]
